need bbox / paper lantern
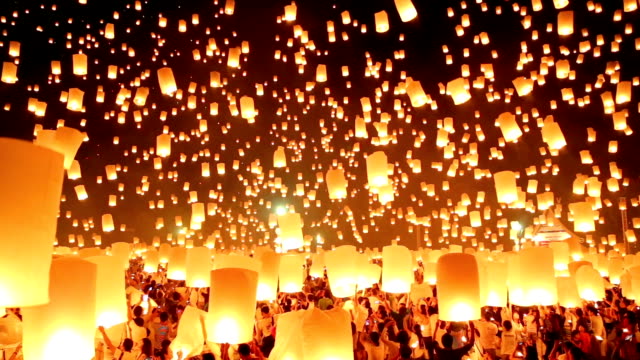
[257,250,280,301]
[436,253,481,321]
[325,246,359,297]
[239,96,256,119]
[284,2,297,21]
[569,202,595,232]
[382,244,413,293]
[157,67,177,95]
[447,77,471,105]
[67,88,84,111]
[394,0,418,22]
[366,151,389,187]
[410,283,433,304]
[273,146,287,168]
[575,265,605,301]
[623,0,638,12]
[609,257,624,284]
[34,127,85,170]
[186,247,212,288]
[512,77,534,96]
[158,243,171,263]
[86,256,127,328]
[269,308,352,360]
[309,252,325,278]
[101,214,114,232]
[277,212,304,251]
[167,247,187,280]
[22,258,97,360]
[406,78,428,107]
[1,62,18,83]
[227,47,241,68]
[0,138,64,307]
[493,171,517,204]
[557,11,574,36]
[549,242,570,272]
[541,119,567,150]
[279,254,305,293]
[556,276,581,308]
[156,133,171,158]
[72,53,87,75]
[207,266,258,344]
[143,248,159,273]
[326,168,348,200]
[479,261,507,307]
[497,112,523,142]
[316,64,327,82]
[374,11,389,33]
[512,248,557,306]
[172,306,207,358]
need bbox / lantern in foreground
[144,248,160,273]
[394,0,418,22]
[22,258,97,360]
[436,253,481,321]
[257,250,280,301]
[186,247,212,288]
[167,247,187,280]
[157,67,177,95]
[207,265,259,344]
[557,276,581,308]
[34,127,85,170]
[382,244,413,293]
[512,248,557,306]
[86,256,127,328]
[325,246,359,298]
[0,138,65,307]
[269,307,352,360]
[110,242,131,270]
[279,254,305,293]
[575,265,605,301]
[172,306,207,358]
[479,261,507,307]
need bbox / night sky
[1,0,639,253]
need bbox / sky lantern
[8,41,20,57]
[446,77,471,105]
[157,67,177,95]
[156,133,171,157]
[575,264,605,301]
[104,23,115,39]
[277,212,304,251]
[326,168,348,200]
[366,151,389,188]
[284,2,297,21]
[557,276,581,308]
[0,138,64,307]
[110,242,131,270]
[34,127,85,170]
[257,250,280,301]
[557,11,574,36]
[86,255,127,328]
[224,0,235,15]
[278,253,305,293]
[394,0,418,22]
[207,258,259,344]
[493,171,518,204]
[569,202,596,232]
[316,64,327,82]
[541,118,567,150]
[623,0,638,12]
[406,78,428,107]
[479,261,507,307]
[186,246,212,288]
[497,112,523,142]
[324,245,359,297]
[239,96,256,119]
[143,248,159,273]
[66,88,84,111]
[72,53,87,76]
[1,62,18,84]
[436,253,481,321]
[158,243,171,263]
[512,76,534,96]
[167,246,187,280]
[549,241,570,273]
[382,243,413,293]
[609,257,624,284]
[514,248,557,305]
[22,258,97,360]
[375,11,389,33]
[101,214,114,232]
[273,146,287,168]
[227,47,242,68]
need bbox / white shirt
[476,320,499,349]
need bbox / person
[138,338,153,360]
[476,311,499,360]
[237,342,265,360]
[256,305,276,357]
[98,325,137,360]
[150,312,172,350]
[360,331,386,360]
[500,320,519,360]
[433,321,476,360]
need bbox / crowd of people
[2,257,640,360]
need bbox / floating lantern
[381,244,413,293]
[257,250,280,301]
[167,247,187,280]
[72,53,87,75]
[326,168,348,200]
[110,242,131,270]
[277,212,304,251]
[511,248,557,306]
[186,247,212,288]
[102,214,114,232]
[144,248,159,273]
[436,253,481,321]
[493,171,518,204]
[575,264,605,301]
[366,151,389,188]
[35,127,85,170]
[569,202,596,232]
[273,146,287,168]
[156,134,171,158]
[394,0,418,22]
[0,138,64,307]
[325,246,359,297]
[447,77,471,105]
[479,261,507,307]
[157,67,177,95]
[86,256,127,328]
[1,62,18,84]
[497,112,523,143]
[279,254,305,293]
[375,11,389,33]
[557,11,574,36]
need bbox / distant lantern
[277,212,304,251]
[493,171,518,204]
[279,254,305,293]
[406,79,428,107]
[569,202,596,233]
[257,250,280,301]
[34,127,85,170]
[497,112,523,143]
[326,168,348,200]
[22,258,97,360]
[207,264,259,344]
[512,248,557,306]
[446,77,471,105]
[575,264,605,301]
[104,23,115,39]
[239,96,256,119]
[557,11,574,36]
[324,246,359,298]
[0,138,64,307]
[1,62,18,84]
[167,247,187,281]
[156,134,172,158]
[101,214,115,232]
[541,119,567,150]
[382,244,413,293]
[86,256,127,328]
[374,11,390,33]
[316,64,327,82]
[186,247,211,288]
[157,67,177,95]
[273,146,287,168]
[394,0,418,22]
[67,88,84,111]
[72,53,88,76]
[366,151,389,188]
[436,253,481,321]
[224,0,235,15]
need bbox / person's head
[396,330,410,345]
[261,305,270,315]
[370,331,380,346]
[571,330,581,344]
[141,338,153,356]
[160,311,169,323]
[133,305,143,318]
[503,320,513,331]
[122,338,134,352]
[575,308,583,317]
[134,317,145,327]
[441,333,454,348]
[238,343,252,358]
[202,353,216,360]
[484,311,492,322]
[172,291,181,301]
[399,344,412,359]
[161,339,171,351]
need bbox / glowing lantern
[512,248,557,306]
[74,185,88,200]
[446,77,471,105]
[67,88,84,111]
[367,151,389,187]
[569,202,595,233]
[623,0,638,12]
[227,47,241,68]
[239,96,256,119]
[556,276,581,308]
[168,247,187,280]
[382,244,413,293]
[86,256,127,328]
[157,67,177,95]
[34,127,85,170]
[436,253,481,321]
[512,77,534,96]
[326,168,348,199]
[277,212,304,251]
[609,257,624,284]
[541,119,567,150]
[324,246,359,297]
[144,248,159,273]
[394,0,418,22]
[72,53,87,75]
[8,41,20,57]
[375,11,389,33]
[207,265,258,344]
[273,146,287,168]
[171,306,207,358]
[1,62,18,83]
[616,81,632,104]
[104,23,115,39]
[497,112,523,142]
[279,254,305,293]
[110,242,131,270]
[0,138,64,307]
[493,171,517,204]
[22,258,97,360]
[406,78,428,107]
[159,244,171,263]
[557,11,574,36]
[479,261,507,307]
[575,264,605,301]
[284,2,297,21]
[186,247,212,288]
[316,64,327,82]
[309,252,325,278]
[257,250,280,301]
[358,263,382,289]
[156,134,171,158]
[549,242,570,272]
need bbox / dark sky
[0,0,639,253]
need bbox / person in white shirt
[476,312,499,359]
[500,320,520,360]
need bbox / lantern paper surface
[279,254,305,293]
[436,253,481,321]
[186,246,212,288]
[381,244,413,293]
[325,246,359,297]
[86,255,127,328]
[257,250,280,301]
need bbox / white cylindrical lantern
[324,246,359,298]
[382,244,413,293]
[556,276,581,308]
[110,242,131,270]
[144,248,160,273]
[366,151,389,188]
[479,261,508,307]
[34,127,85,170]
[326,168,348,200]
[86,255,127,328]
[167,247,187,280]
[22,258,97,360]
[157,67,177,95]
[513,248,557,306]
[394,0,418,22]
[186,247,212,288]
[0,138,65,307]
[257,250,280,301]
[156,133,171,158]
[493,171,518,204]
[575,264,605,301]
[279,254,305,293]
[277,212,304,251]
[436,253,481,321]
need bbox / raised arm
[98,326,117,354]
